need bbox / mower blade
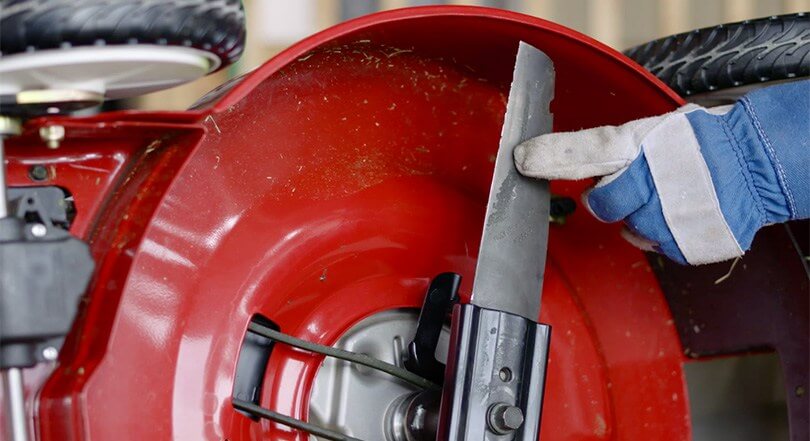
[470,41,554,321]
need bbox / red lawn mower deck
[1,6,699,440]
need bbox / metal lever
[2,368,29,441]
[404,272,460,385]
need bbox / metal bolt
[28,165,49,182]
[31,223,47,237]
[39,125,65,149]
[487,403,524,434]
[42,347,58,361]
[501,406,524,430]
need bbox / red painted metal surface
[4,114,202,239]
[2,6,690,440]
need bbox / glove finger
[624,193,689,265]
[513,115,661,180]
[584,155,654,223]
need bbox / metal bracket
[8,187,76,233]
[404,272,460,385]
[438,305,551,440]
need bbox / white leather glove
[513,81,809,265]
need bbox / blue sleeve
[740,80,810,220]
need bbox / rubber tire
[624,13,810,96]
[0,0,245,71]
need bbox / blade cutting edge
[469,42,554,321]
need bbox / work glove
[514,81,809,265]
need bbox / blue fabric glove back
[515,80,809,265]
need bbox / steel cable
[247,321,439,391]
[232,398,364,441]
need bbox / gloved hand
[514,81,809,265]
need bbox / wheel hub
[308,309,449,440]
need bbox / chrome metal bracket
[438,305,550,440]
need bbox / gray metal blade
[470,42,554,321]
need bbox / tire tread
[625,13,810,95]
[0,0,245,69]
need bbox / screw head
[31,223,47,237]
[42,346,58,361]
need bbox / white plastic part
[0,44,219,99]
